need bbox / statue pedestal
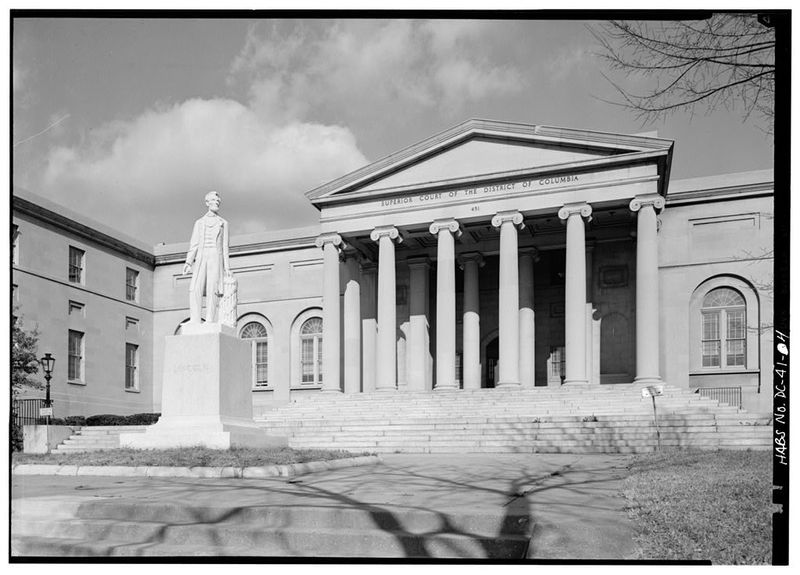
[121,325,287,450]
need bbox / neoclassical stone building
[13,120,774,417]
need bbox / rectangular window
[301,339,315,383]
[701,312,721,367]
[69,246,85,284]
[726,309,746,366]
[255,341,269,386]
[68,330,84,381]
[12,224,19,265]
[125,343,139,391]
[125,268,139,301]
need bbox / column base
[633,376,663,386]
[495,381,521,389]
[434,384,459,391]
[563,379,589,385]
[375,387,397,392]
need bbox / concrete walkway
[12,453,637,560]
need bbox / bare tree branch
[589,14,775,134]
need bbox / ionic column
[491,210,524,388]
[430,218,461,391]
[315,233,343,393]
[371,226,402,391]
[406,258,431,392]
[519,249,538,388]
[360,262,377,393]
[630,194,665,385]
[459,252,484,390]
[558,203,592,385]
[343,253,361,394]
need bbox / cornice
[13,195,155,267]
[665,181,773,206]
[155,236,318,265]
[313,149,670,208]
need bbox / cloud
[39,98,367,243]
[29,20,529,246]
[227,20,526,124]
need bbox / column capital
[429,218,462,237]
[629,194,665,214]
[558,202,592,222]
[491,210,525,229]
[458,252,485,270]
[370,225,403,244]
[406,256,432,270]
[315,232,343,250]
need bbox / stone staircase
[50,426,148,453]
[254,384,772,454]
[11,497,530,558]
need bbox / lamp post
[40,353,55,424]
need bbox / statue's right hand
[182,263,192,275]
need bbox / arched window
[300,317,323,385]
[240,321,269,387]
[701,287,746,368]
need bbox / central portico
[306,119,674,392]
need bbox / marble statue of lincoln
[182,191,231,324]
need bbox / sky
[12,16,775,246]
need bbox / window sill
[252,386,273,392]
[67,379,86,386]
[124,388,140,393]
[290,385,323,391]
[690,369,760,376]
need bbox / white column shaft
[434,228,457,390]
[635,203,661,383]
[407,262,431,392]
[376,235,397,391]
[564,213,588,384]
[462,259,481,390]
[360,267,377,393]
[321,242,341,392]
[518,253,535,388]
[497,221,520,387]
[343,261,361,394]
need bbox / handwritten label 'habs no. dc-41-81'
[379,174,580,208]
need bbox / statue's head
[205,191,221,213]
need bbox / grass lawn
[623,449,772,565]
[12,446,371,468]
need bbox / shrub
[85,413,160,426]
[125,413,160,425]
[86,414,126,426]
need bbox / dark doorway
[485,336,498,388]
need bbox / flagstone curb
[12,455,381,479]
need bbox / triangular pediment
[307,119,673,203]
[358,137,611,194]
